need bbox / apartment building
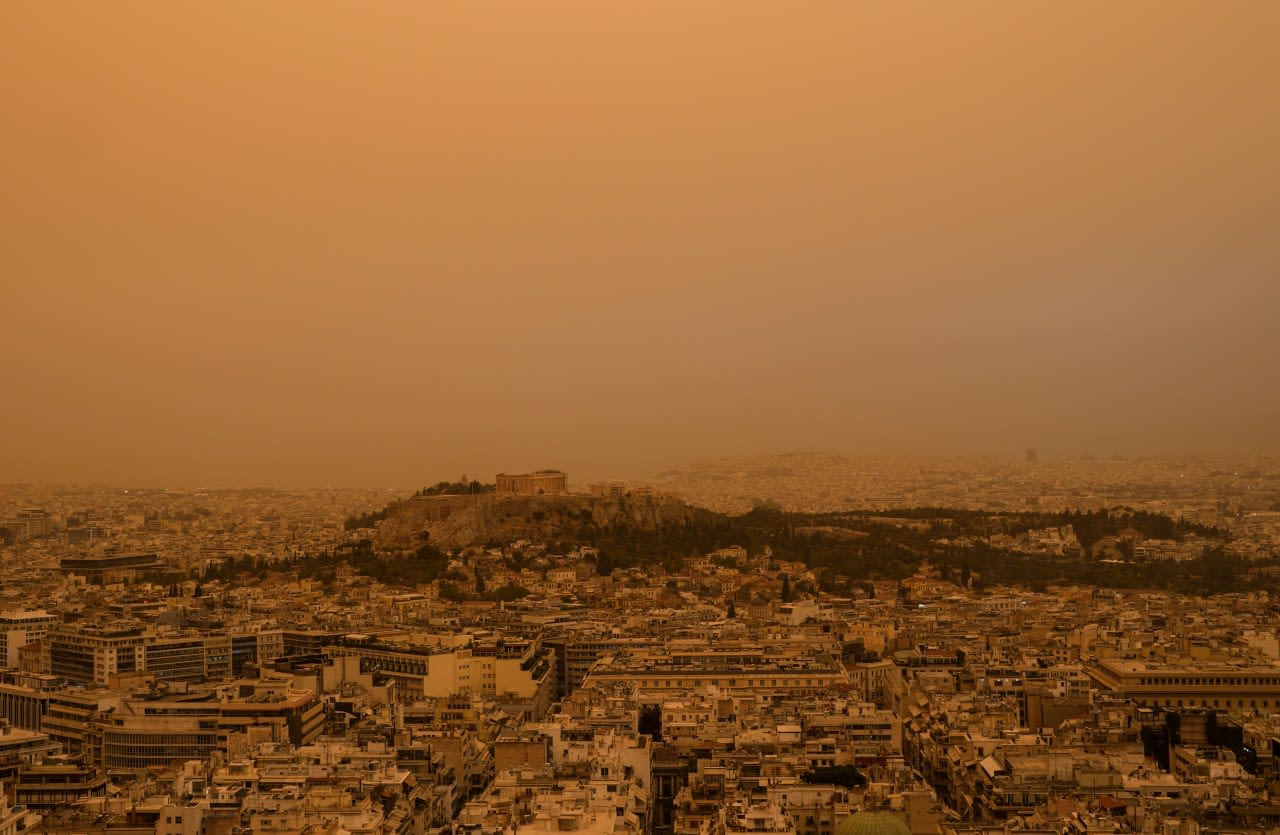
[326,635,557,718]
[0,611,57,669]
[46,623,149,685]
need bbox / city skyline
[4,6,1280,825]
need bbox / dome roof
[834,811,912,835]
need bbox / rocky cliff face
[371,492,712,551]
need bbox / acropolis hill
[370,472,709,551]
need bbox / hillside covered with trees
[319,492,1274,596]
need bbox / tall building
[0,510,56,542]
[100,700,220,769]
[47,624,239,686]
[46,623,150,685]
[41,691,120,756]
[0,682,50,732]
[0,774,43,834]
[143,635,210,683]
[0,612,57,669]
[325,635,557,719]
[98,679,324,768]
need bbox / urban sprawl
[2,455,1280,835]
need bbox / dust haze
[2,3,1277,487]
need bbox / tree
[595,550,614,577]
[638,706,662,740]
[726,598,737,618]
[486,583,530,602]
[438,582,467,602]
[781,574,792,602]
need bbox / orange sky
[3,2,1278,486]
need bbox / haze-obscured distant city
[4,1,1280,833]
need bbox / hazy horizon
[4,3,1278,489]
[4,445,1280,493]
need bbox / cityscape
[1,455,1279,834]
[5,3,1279,835]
